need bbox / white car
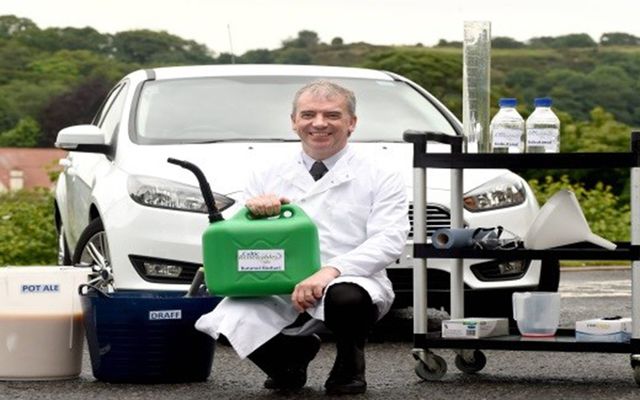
[54,64,559,318]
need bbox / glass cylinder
[462,21,491,153]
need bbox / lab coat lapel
[282,157,314,193]
[281,148,356,199]
[306,149,356,197]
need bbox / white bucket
[512,291,561,337]
[0,266,88,380]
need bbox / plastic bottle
[526,97,560,153]
[489,98,525,153]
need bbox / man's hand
[291,266,341,312]
[245,194,290,217]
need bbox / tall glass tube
[463,21,491,153]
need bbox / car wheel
[57,224,72,265]
[72,218,111,269]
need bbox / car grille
[408,203,451,239]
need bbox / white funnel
[523,189,616,250]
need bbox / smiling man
[293,82,356,161]
[196,80,409,395]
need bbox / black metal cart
[403,130,640,384]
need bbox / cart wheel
[415,354,447,381]
[633,365,640,386]
[454,350,487,374]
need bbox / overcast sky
[2,0,639,54]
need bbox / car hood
[117,141,508,200]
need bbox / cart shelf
[415,330,640,354]
[415,242,640,261]
[412,151,639,169]
[403,130,640,170]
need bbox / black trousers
[247,282,377,376]
[324,282,377,343]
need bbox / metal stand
[403,130,640,385]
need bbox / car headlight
[463,174,526,212]
[127,175,235,213]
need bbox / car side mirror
[55,125,111,154]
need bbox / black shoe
[263,376,278,390]
[263,371,306,391]
[325,378,367,395]
[324,363,367,395]
[324,343,367,395]
[262,334,321,391]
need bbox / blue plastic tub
[80,288,221,383]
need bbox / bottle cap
[498,98,517,107]
[534,97,552,107]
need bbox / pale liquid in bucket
[0,313,84,380]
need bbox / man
[196,80,408,395]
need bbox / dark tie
[309,161,328,181]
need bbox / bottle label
[527,128,558,150]
[492,127,522,148]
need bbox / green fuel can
[202,204,321,296]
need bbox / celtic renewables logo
[237,249,285,271]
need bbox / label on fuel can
[237,249,285,272]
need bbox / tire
[414,354,447,381]
[454,350,487,374]
[57,224,72,265]
[72,219,110,269]
[633,365,640,387]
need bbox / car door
[63,82,129,245]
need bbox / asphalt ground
[1,267,638,400]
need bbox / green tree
[215,52,235,64]
[361,49,463,117]
[331,37,344,47]
[0,117,40,147]
[0,80,67,124]
[552,33,597,48]
[38,76,112,147]
[529,34,597,48]
[562,107,630,153]
[435,39,462,48]
[240,49,274,63]
[600,32,640,46]
[0,96,19,132]
[528,36,556,48]
[504,68,537,87]
[28,49,127,86]
[282,30,320,48]
[111,30,214,64]
[0,15,38,39]
[0,189,57,265]
[534,68,595,121]
[0,40,37,84]
[492,36,525,49]
[275,48,312,64]
[15,27,110,53]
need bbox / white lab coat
[195,145,409,358]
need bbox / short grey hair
[291,80,356,116]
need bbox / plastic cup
[512,291,561,337]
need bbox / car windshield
[133,75,457,144]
